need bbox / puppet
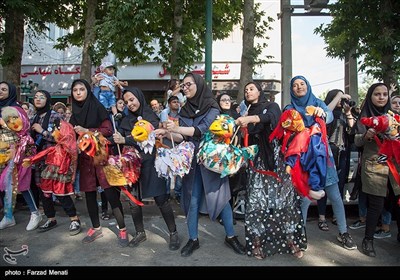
[1,106,40,230]
[77,130,143,205]
[197,114,258,178]
[269,107,329,200]
[131,117,194,179]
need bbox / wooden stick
[111,116,122,157]
[231,104,251,141]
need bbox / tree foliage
[315,0,400,85]
[89,0,244,77]
[0,0,80,97]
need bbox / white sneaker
[0,216,16,230]
[26,212,42,231]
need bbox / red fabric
[291,158,310,198]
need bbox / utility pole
[205,0,212,86]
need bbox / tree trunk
[237,0,255,103]
[3,10,25,101]
[170,0,183,79]
[80,0,97,82]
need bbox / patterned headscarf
[1,106,35,164]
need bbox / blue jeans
[21,190,38,213]
[381,208,392,225]
[358,190,367,218]
[301,182,348,234]
[187,168,235,240]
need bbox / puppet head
[209,114,235,139]
[131,118,155,142]
[361,111,400,139]
[77,130,110,165]
[281,109,306,133]
[1,106,30,136]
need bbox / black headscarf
[244,81,281,171]
[0,81,18,114]
[216,93,240,119]
[324,89,344,138]
[119,87,160,132]
[179,73,219,118]
[69,79,109,128]
[356,82,390,134]
[31,90,54,147]
[32,90,52,117]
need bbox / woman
[216,93,242,224]
[287,76,357,252]
[235,81,306,259]
[157,73,245,257]
[31,89,74,232]
[354,83,400,257]
[70,79,129,247]
[317,89,355,231]
[112,87,180,251]
[21,102,35,119]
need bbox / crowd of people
[1,70,399,260]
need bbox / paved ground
[0,194,399,275]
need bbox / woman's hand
[364,128,377,141]
[236,116,254,127]
[165,119,178,132]
[312,107,326,118]
[154,128,168,139]
[113,132,125,144]
[74,125,88,134]
[31,123,44,134]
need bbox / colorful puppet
[23,119,77,195]
[360,110,400,185]
[269,107,329,200]
[197,114,258,178]
[131,118,195,179]
[1,106,37,228]
[77,130,143,205]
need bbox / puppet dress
[28,145,74,196]
[245,139,307,258]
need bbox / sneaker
[101,211,110,220]
[225,236,246,255]
[0,216,16,230]
[38,219,57,232]
[374,229,391,239]
[69,220,81,236]
[129,231,147,247]
[82,228,103,243]
[26,212,42,231]
[75,194,83,201]
[349,220,366,230]
[337,232,357,250]
[118,229,129,247]
[169,231,181,251]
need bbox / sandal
[318,219,329,231]
[288,240,304,259]
[252,237,265,260]
[101,212,110,220]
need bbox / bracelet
[40,130,45,136]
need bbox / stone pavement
[0,194,399,274]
